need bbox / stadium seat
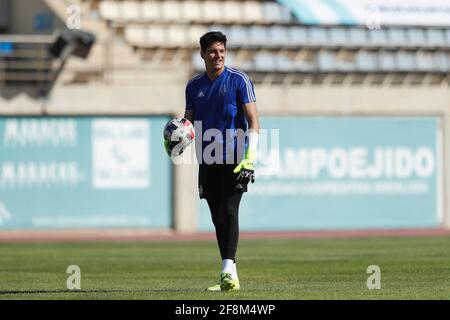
[182,1,202,23]
[142,1,161,22]
[267,26,290,47]
[355,51,378,72]
[247,26,268,47]
[426,29,446,47]
[262,2,283,24]
[288,27,308,46]
[396,51,416,71]
[445,29,450,47]
[367,29,387,47]
[242,1,264,24]
[227,26,249,48]
[432,52,449,72]
[162,1,182,22]
[274,54,295,72]
[328,28,347,47]
[317,50,336,71]
[124,25,145,46]
[416,51,434,72]
[223,1,243,24]
[347,28,367,47]
[254,52,276,72]
[122,1,140,21]
[151,25,168,47]
[387,29,407,47]
[406,29,426,48]
[203,1,222,23]
[378,51,396,71]
[168,25,188,47]
[309,27,328,46]
[99,0,121,21]
[128,25,165,47]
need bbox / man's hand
[233,150,256,187]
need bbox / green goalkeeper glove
[164,140,170,156]
[233,149,256,187]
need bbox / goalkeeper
[182,31,260,292]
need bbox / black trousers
[199,164,246,261]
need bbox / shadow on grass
[0,289,204,295]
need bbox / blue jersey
[185,66,256,164]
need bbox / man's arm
[233,102,260,185]
[242,102,260,133]
[184,110,194,124]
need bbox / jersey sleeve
[236,72,256,105]
[185,84,195,111]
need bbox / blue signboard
[0,116,171,229]
[199,117,441,231]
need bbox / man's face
[201,41,226,72]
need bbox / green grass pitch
[0,236,449,299]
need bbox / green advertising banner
[0,116,172,229]
[199,117,442,231]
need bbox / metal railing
[0,34,57,95]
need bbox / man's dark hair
[200,31,227,52]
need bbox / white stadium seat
[99,1,121,21]
[426,29,446,47]
[317,50,336,71]
[168,25,188,47]
[416,51,434,71]
[227,26,249,48]
[162,1,182,22]
[406,29,426,47]
[183,1,202,23]
[274,55,295,72]
[288,27,308,46]
[262,2,283,23]
[122,1,140,21]
[203,1,222,23]
[147,25,166,47]
[254,52,276,72]
[433,52,448,72]
[242,1,264,24]
[124,25,146,45]
[142,1,161,22]
[247,26,268,47]
[267,26,290,47]
[223,1,243,24]
[355,51,378,72]
[368,29,387,47]
[347,28,367,47]
[379,51,396,71]
[125,25,168,48]
[328,28,347,46]
[387,29,407,47]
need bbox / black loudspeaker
[48,29,95,59]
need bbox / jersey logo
[197,90,205,98]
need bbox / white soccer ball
[163,118,195,157]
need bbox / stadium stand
[2,0,450,92]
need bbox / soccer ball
[163,118,195,157]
